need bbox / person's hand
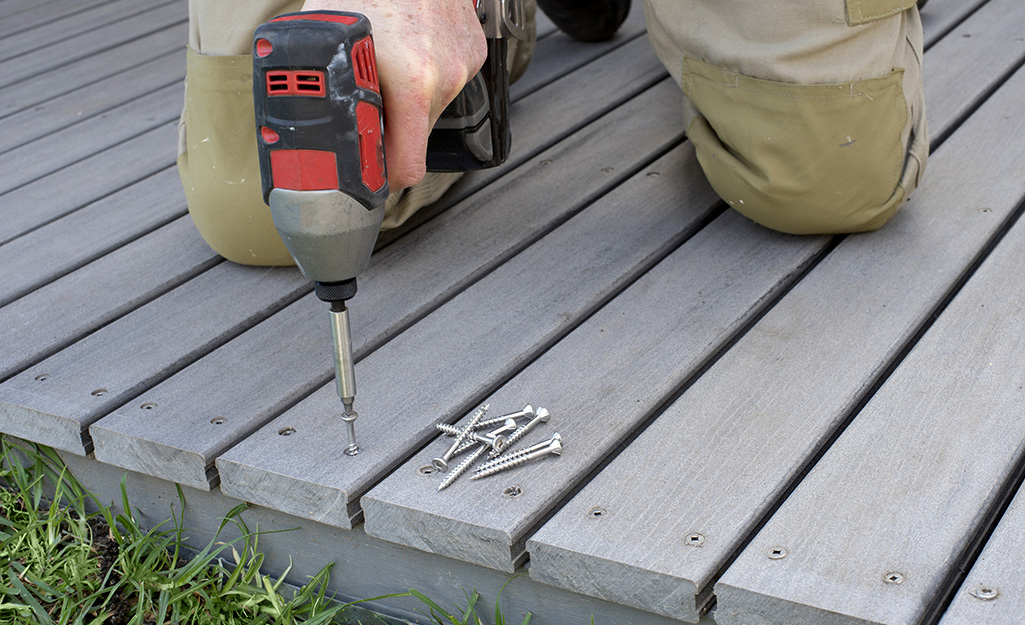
[301,0,487,190]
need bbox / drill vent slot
[352,36,379,92]
[266,70,326,97]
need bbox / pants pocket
[845,0,917,25]
[682,56,911,235]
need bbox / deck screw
[278,427,296,436]
[503,485,523,497]
[767,546,788,560]
[685,533,705,547]
[489,407,550,458]
[34,373,50,382]
[478,433,562,472]
[433,404,488,471]
[971,585,999,601]
[435,423,508,452]
[418,465,435,475]
[438,445,487,491]
[884,572,905,585]
[91,388,107,397]
[210,417,226,425]
[485,418,519,438]
[473,436,562,479]
[587,506,606,519]
[476,406,533,430]
[140,402,157,410]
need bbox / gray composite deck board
[523,9,1025,622]
[510,0,646,100]
[0,21,187,118]
[210,81,688,520]
[0,123,178,245]
[85,59,675,491]
[0,82,182,195]
[0,167,184,307]
[921,0,1025,143]
[0,0,173,61]
[939,481,1025,625]
[0,262,309,455]
[361,208,827,571]
[56,449,705,625]
[0,0,113,37]
[0,50,184,153]
[0,216,220,381]
[0,0,186,86]
[359,0,1019,582]
[715,90,1025,625]
[919,0,990,52]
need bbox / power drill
[253,1,525,456]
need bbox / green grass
[0,437,532,625]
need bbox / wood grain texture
[939,483,1025,625]
[716,165,1025,625]
[0,216,219,380]
[923,0,1025,142]
[526,14,1025,621]
[0,50,184,153]
[0,0,186,86]
[0,82,182,194]
[212,81,688,519]
[0,22,187,118]
[0,122,178,245]
[0,167,185,307]
[0,0,112,38]
[0,263,309,455]
[0,0,173,62]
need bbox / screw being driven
[433,404,488,471]
[489,407,550,458]
[473,435,562,479]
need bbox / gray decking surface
[3,0,1025,623]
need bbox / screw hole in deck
[503,485,523,498]
[587,506,607,519]
[685,533,705,547]
[278,427,296,436]
[140,402,157,410]
[91,388,107,397]
[768,546,788,560]
[418,465,434,476]
[210,417,226,425]
[884,572,905,585]
[34,374,50,382]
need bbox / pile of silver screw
[431,404,562,491]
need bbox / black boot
[536,0,631,42]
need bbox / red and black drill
[253,1,525,455]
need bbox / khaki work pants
[178,0,926,266]
[177,0,536,265]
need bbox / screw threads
[473,440,561,480]
[489,407,549,458]
[477,434,560,472]
[433,404,489,471]
[438,445,487,491]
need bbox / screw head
[418,465,435,476]
[278,427,296,436]
[971,585,999,601]
[884,572,905,585]
[767,546,788,560]
[503,485,523,498]
[587,506,607,519]
[685,533,705,547]
[432,458,448,472]
[535,407,551,422]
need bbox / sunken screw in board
[472,435,563,479]
[438,444,488,491]
[477,433,561,473]
[489,407,550,458]
[433,404,488,471]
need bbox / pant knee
[681,56,926,235]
